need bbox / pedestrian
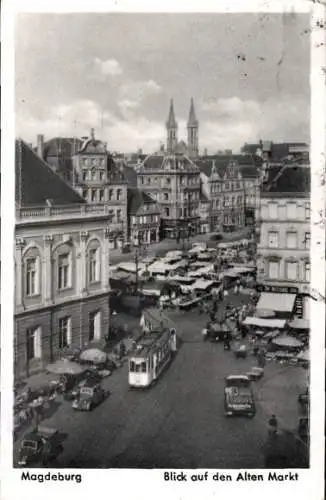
[268,414,278,436]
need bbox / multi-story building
[256,164,310,316]
[36,131,128,250]
[198,157,246,233]
[15,140,112,378]
[127,188,161,246]
[137,148,201,238]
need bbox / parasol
[272,335,303,349]
[80,348,107,364]
[46,359,86,375]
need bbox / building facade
[256,164,310,315]
[198,157,246,233]
[137,150,201,238]
[15,140,112,378]
[127,188,161,245]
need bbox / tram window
[129,361,135,372]
[135,363,141,373]
[141,362,147,373]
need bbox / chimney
[37,134,44,159]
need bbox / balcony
[16,203,114,224]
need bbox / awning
[289,318,310,330]
[256,292,296,313]
[242,317,286,329]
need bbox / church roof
[43,137,83,158]
[166,99,177,128]
[16,140,85,207]
[187,97,198,127]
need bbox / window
[304,262,310,282]
[116,209,122,222]
[268,261,279,279]
[26,258,39,296]
[109,189,114,201]
[285,261,298,281]
[304,232,310,249]
[82,171,88,181]
[165,207,170,217]
[58,317,71,349]
[91,189,97,202]
[99,189,104,202]
[268,203,278,219]
[26,327,42,360]
[166,177,171,185]
[224,197,229,207]
[89,248,100,283]
[58,254,70,290]
[305,205,310,220]
[286,232,298,249]
[116,189,122,201]
[129,361,135,372]
[164,193,169,201]
[89,310,101,341]
[286,202,297,219]
[91,168,97,181]
[82,189,88,200]
[99,171,105,181]
[141,362,147,373]
[268,232,279,248]
[140,177,144,185]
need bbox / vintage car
[233,343,248,359]
[224,375,256,418]
[246,367,264,381]
[72,380,107,411]
[18,426,63,467]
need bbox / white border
[1,1,325,499]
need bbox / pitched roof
[187,97,198,127]
[241,142,309,162]
[16,140,85,207]
[239,164,259,178]
[261,165,310,197]
[127,188,159,215]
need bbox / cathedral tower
[187,98,199,158]
[166,99,178,153]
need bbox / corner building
[15,140,112,378]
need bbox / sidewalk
[257,364,308,432]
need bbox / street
[15,292,306,469]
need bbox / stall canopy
[289,318,310,330]
[256,293,296,313]
[242,317,286,329]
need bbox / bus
[128,328,176,388]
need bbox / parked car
[18,426,63,466]
[72,380,108,411]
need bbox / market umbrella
[256,308,276,318]
[272,335,303,349]
[80,348,107,364]
[46,359,86,375]
[253,329,265,336]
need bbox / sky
[15,12,310,154]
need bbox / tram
[128,328,176,388]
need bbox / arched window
[53,243,74,292]
[23,247,42,297]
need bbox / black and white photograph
[1,1,325,499]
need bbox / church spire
[187,98,199,158]
[187,97,198,127]
[166,98,177,128]
[166,99,178,152]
